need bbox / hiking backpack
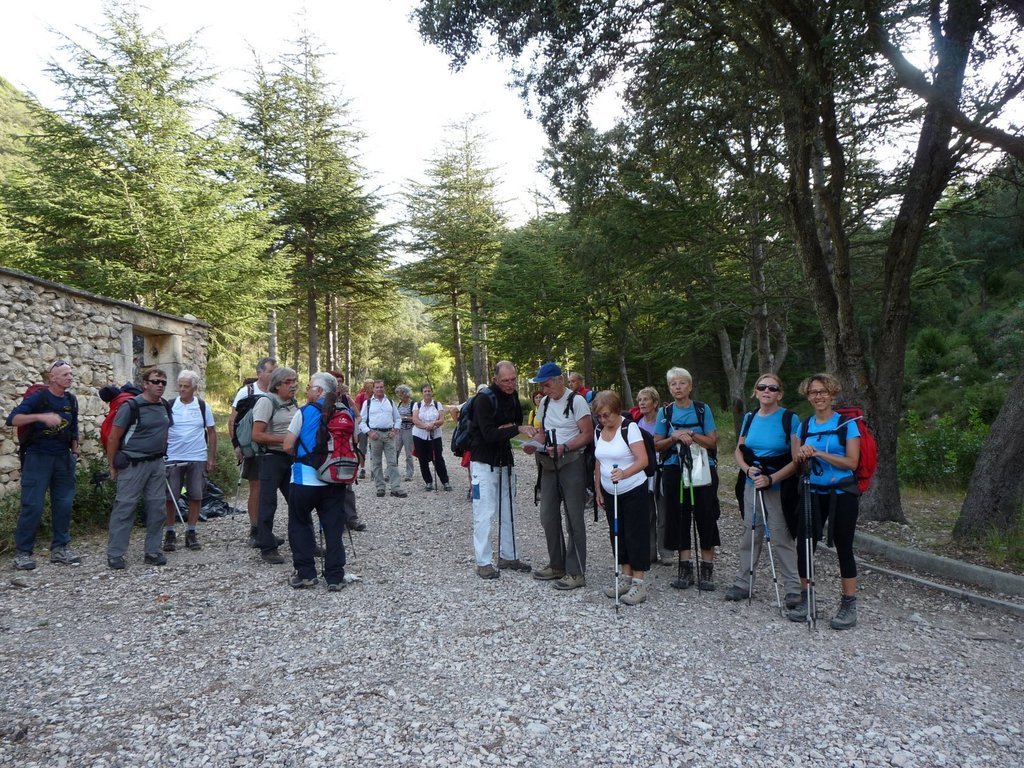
[118,397,174,449]
[595,414,658,478]
[14,384,78,466]
[799,405,878,493]
[659,400,716,462]
[101,389,139,450]
[169,397,210,445]
[297,401,358,484]
[234,384,272,458]
[450,388,497,458]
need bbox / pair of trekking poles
[545,431,585,582]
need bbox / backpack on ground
[297,399,358,484]
[799,405,878,493]
[595,414,658,478]
[14,384,78,466]
[451,388,497,458]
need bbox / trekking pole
[232,458,244,513]
[497,464,503,564]
[747,469,757,607]
[675,443,684,585]
[612,464,620,615]
[549,431,583,573]
[803,462,816,630]
[757,482,783,616]
[165,462,188,527]
[507,459,518,561]
[683,444,701,596]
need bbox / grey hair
[310,371,337,394]
[666,367,692,386]
[256,357,277,374]
[177,369,201,388]
[268,366,297,394]
[395,384,412,398]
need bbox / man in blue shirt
[6,360,80,570]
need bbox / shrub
[897,409,989,489]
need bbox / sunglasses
[755,384,781,392]
[147,379,168,386]
[49,360,70,371]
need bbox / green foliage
[897,410,990,489]
[415,342,455,389]
[0,76,37,178]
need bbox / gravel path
[1,457,1022,767]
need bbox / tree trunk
[344,302,352,384]
[716,324,754,434]
[324,295,334,371]
[954,369,1024,540]
[306,284,319,374]
[470,292,485,386]
[451,292,468,402]
[618,346,633,408]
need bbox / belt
[128,454,164,465]
[369,426,394,431]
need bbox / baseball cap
[529,362,563,384]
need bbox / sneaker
[144,552,167,566]
[443,483,452,492]
[425,482,434,491]
[785,592,803,610]
[49,546,82,565]
[621,580,649,606]
[697,561,715,591]
[553,573,586,591]
[327,582,346,592]
[107,556,127,570]
[788,591,812,623]
[497,558,532,573]
[532,565,565,581]
[376,489,386,497]
[261,549,285,565]
[830,595,858,630]
[13,551,36,570]
[162,530,178,552]
[288,573,318,589]
[390,489,407,498]
[359,469,366,479]
[348,518,367,532]
[671,561,694,590]
[724,585,749,602]
[184,530,201,551]
[476,564,500,580]
[604,574,632,599]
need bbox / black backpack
[596,414,658,478]
[451,388,497,457]
[170,396,209,445]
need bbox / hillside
[0,75,37,178]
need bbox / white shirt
[166,397,214,462]
[359,396,401,434]
[412,400,444,440]
[538,390,591,447]
[594,420,646,495]
[232,381,269,407]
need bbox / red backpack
[298,401,358,484]
[100,390,138,450]
[800,405,878,493]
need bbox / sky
[0,0,557,225]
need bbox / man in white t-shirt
[358,379,406,498]
[228,357,276,547]
[163,370,216,552]
[524,363,594,591]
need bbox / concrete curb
[854,531,1024,598]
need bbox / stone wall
[0,267,209,496]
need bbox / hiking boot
[443,483,452,492]
[162,530,178,552]
[261,549,285,565]
[476,564,500,580]
[107,556,126,570]
[552,573,586,591]
[604,574,632,599]
[144,552,167,566]
[671,561,694,590]
[497,558,532,573]
[13,551,36,571]
[327,581,346,592]
[349,518,367,532]
[724,585,749,602]
[621,580,649,606]
[359,469,366,479]
[184,530,201,551]
[830,595,858,630]
[697,561,715,591]
[425,482,433,491]
[532,565,565,581]
[288,573,318,589]
[49,546,82,565]
[788,591,812,622]
[785,592,803,610]
[390,489,407,498]
[313,544,325,558]
[376,489,386,497]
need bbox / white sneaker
[621,580,649,606]
[603,574,631,599]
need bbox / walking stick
[497,463,503,564]
[803,462,816,630]
[681,443,701,595]
[613,464,620,615]
[748,471,757,607]
[548,430,583,574]
[757,483,783,616]
[506,445,518,561]
[165,462,189,527]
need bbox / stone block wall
[0,268,209,496]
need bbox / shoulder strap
[197,397,207,423]
[781,409,795,443]
[247,383,255,398]
[563,390,577,418]
[540,395,551,431]
[740,410,755,438]
[693,400,705,431]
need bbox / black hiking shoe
[261,549,285,565]
[162,530,177,552]
[830,595,858,630]
[144,552,167,566]
[185,530,201,550]
[671,561,694,590]
[697,561,715,591]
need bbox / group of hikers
[6,355,866,628]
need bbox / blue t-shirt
[655,401,717,467]
[290,402,326,486]
[6,389,78,456]
[741,409,796,488]
[802,412,860,491]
